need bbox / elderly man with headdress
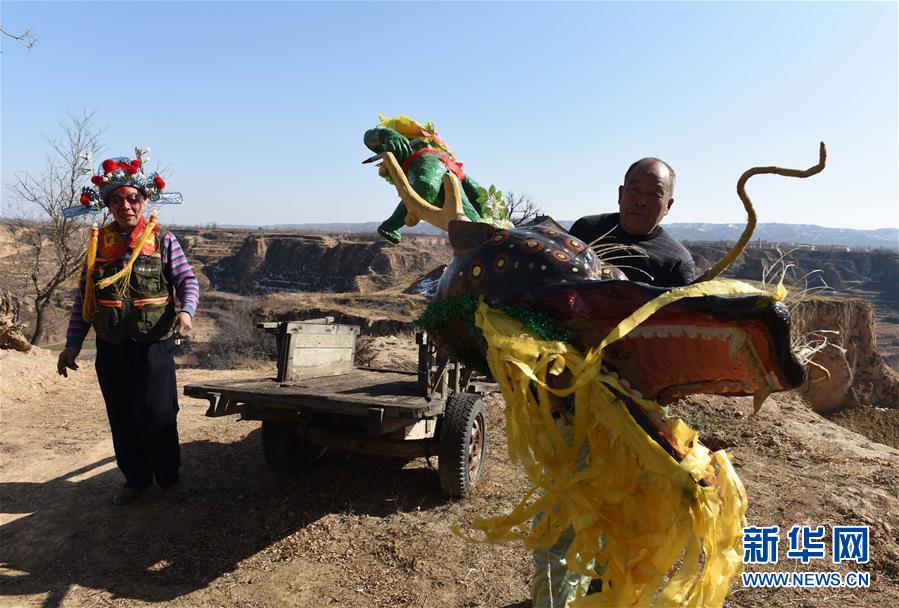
[57,154,199,506]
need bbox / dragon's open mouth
[609,322,787,401]
[537,282,806,407]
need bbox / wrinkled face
[618,162,674,236]
[107,186,146,230]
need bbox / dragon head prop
[377,146,826,411]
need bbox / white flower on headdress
[135,147,151,165]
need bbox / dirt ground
[1,342,898,608]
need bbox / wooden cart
[183,318,490,497]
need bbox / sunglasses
[107,193,144,207]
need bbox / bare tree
[0,26,37,49]
[504,191,541,226]
[5,111,105,343]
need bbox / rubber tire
[438,393,488,498]
[261,421,308,474]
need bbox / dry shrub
[0,289,30,352]
[192,300,275,369]
[354,333,377,367]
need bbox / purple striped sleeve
[163,232,200,317]
[65,264,91,348]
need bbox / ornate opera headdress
[74,147,176,214]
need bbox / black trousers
[95,337,181,488]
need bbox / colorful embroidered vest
[91,221,175,343]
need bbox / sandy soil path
[1,346,897,607]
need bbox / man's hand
[57,346,80,377]
[173,311,192,339]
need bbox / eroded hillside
[195,232,449,294]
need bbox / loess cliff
[201,233,449,294]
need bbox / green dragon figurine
[363,114,489,243]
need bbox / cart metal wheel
[438,393,488,497]
[261,421,309,473]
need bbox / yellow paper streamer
[466,279,779,607]
[95,212,158,296]
[81,223,99,322]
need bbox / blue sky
[2,1,896,229]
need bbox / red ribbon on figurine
[402,148,465,181]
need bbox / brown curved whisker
[696,142,826,282]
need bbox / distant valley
[209,221,898,249]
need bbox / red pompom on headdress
[87,148,167,204]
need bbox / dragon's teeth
[622,325,737,340]
[753,389,770,413]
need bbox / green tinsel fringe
[417,294,574,375]
[417,294,489,373]
[495,303,573,343]
[418,293,484,341]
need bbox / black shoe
[161,481,189,503]
[112,485,145,506]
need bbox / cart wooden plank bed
[183,318,491,497]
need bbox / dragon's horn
[379,152,469,232]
